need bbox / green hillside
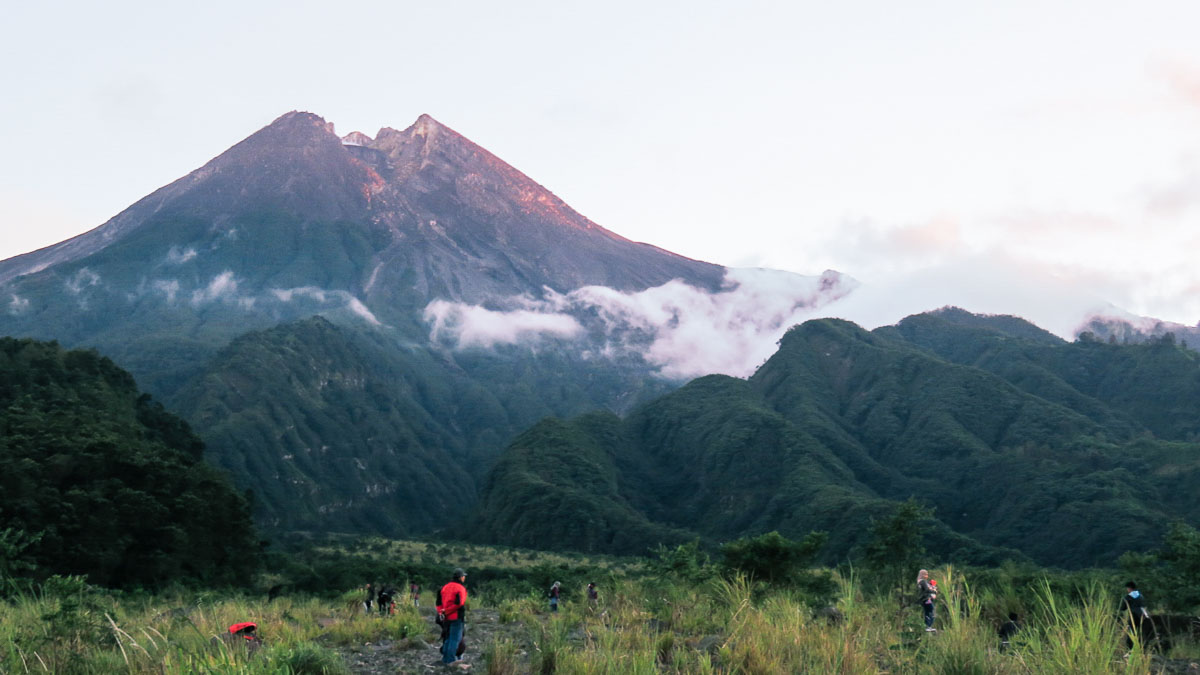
[888,309,1200,440]
[471,313,1200,567]
[0,338,258,588]
[170,316,676,536]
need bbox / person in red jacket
[437,568,469,669]
[227,622,264,653]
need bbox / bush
[720,531,827,586]
[272,643,349,675]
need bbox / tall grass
[0,564,1173,674]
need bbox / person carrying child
[917,569,938,632]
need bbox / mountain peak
[341,130,373,146]
[0,109,725,298]
[413,113,443,136]
[269,110,337,136]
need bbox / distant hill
[472,311,1200,567]
[0,337,258,587]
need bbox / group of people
[916,570,1155,649]
[550,581,599,613]
[433,570,599,670]
[363,581,422,616]
[361,571,599,669]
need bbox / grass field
[1,540,1193,674]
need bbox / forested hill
[168,316,676,534]
[0,338,259,588]
[471,310,1200,568]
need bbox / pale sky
[3,0,1199,326]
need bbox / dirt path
[335,607,529,674]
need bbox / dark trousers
[923,601,935,628]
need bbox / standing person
[917,569,937,632]
[378,585,394,616]
[363,583,376,614]
[998,612,1020,651]
[1120,581,1151,648]
[437,568,470,670]
[410,582,421,607]
[586,582,598,612]
[549,581,561,613]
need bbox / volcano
[0,111,853,535]
[0,111,724,304]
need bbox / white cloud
[424,268,855,378]
[166,246,197,264]
[270,285,381,325]
[425,301,583,348]
[191,271,239,305]
[153,279,180,303]
[64,267,100,294]
[345,296,381,325]
[8,294,29,315]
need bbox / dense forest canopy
[0,338,259,588]
[471,311,1200,568]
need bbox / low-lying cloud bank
[425,302,583,347]
[270,286,381,325]
[146,272,382,325]
[423,268,856,379]
[422,258,1195,380]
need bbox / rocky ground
[334,607,528,674]
[329,607,1200,674]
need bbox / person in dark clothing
[411,582,421,607]
[1121,581,1151,648]
[437,568,469,669]
[917,569,937,631]
[378,586,394,616]
[363,583,376,614]
[586,582,598,612]
[998,612,1020,651]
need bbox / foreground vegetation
[4,531,1199,674]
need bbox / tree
[720,530,828,585]
[649,540,714,583]
[862,498,935,594]
[0,338,261,588]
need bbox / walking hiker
[917,569,937,632]
[437,568,470,669]
[363,582,376,614]
[586,582,598,612]
[549,581,561,613]
[411,582,421,607]
[1121,581,1152,648]
[998,612,1020,651]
